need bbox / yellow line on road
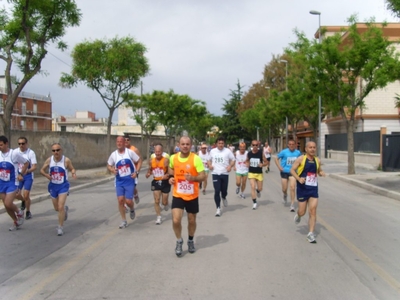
[319,216,400,294]
[21,228,118,300]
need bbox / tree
[311,16,400,174]
[0,0,81,137]
[386,0,400,18]
[60,36,149,152]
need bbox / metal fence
[325,130,380,158]
[382,134,400,172]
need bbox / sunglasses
[252,144,258,146]
[201,148,207,150]
[52,149,61,152]
[18,143,26,145]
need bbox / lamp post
[279,59,289,146]
[310,10,322,158]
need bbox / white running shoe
[215,207,221,217]
[156,216,162,225]
[124,204,129,213]
[119,220,128,229]
[223,198,228,207]
[236,186,240,194]
[130,210,136,220]
[134,194,140,204]
[294,214,301,224]
[163,204,169,211]
[9,222,19,231]
[290,205,295,212]
[307,232,316,243]
[252,203,257,210]
[16,210,24,226]
[57,226,64,236]
[256,190,261,198]
[283,194,288,203]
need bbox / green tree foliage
[386,0,400,18]
[0,0,81,136]
[309,16,400,174]
[60,36,149,151]
[221,80,252,143]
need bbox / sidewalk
[1,158,400,215]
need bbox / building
[52,111,108,134]
[0,76,52,131]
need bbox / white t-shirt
[209,147,235,175]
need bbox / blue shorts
[297,188,318,202]
[48,182,70,199]
[116,184,135,200]
[0,182,18,194]
[18,178,33,191]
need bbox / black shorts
[151,179,171,194]
[280,172,292,179]
[171,197,199,214]
[266,157,271,162]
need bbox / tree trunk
[106,108,115,155]
[347,118,355,174]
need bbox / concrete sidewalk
[1,157,399,215]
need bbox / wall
[9,131,173,171]
[327,150,380,168]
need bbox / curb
[0,176,114,215]
[329,174,400,202]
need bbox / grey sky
[17,0,397,119]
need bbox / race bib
[286,157,297,165]
[177,179,194,194]
[213,155,225,164]
[202,160,208,168]
[152,167,165,178]
[118,165,131,177]
[51,172,64,184]
[0,169,10,181]
[250,158,260,168]
[305,172,317,186]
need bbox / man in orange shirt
[146,144,171,225]
[168,136,205,256]
[124,136,142,204]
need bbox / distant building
[0,76,52,131]
[52,111,108,134]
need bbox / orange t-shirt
[172,153,199,201]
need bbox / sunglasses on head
[52,149,61,152]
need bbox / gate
[382,134,400,172]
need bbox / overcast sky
[10,0,399,119]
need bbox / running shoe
[236,186,240,194]
[215,207,221,217]
[187,240,196,253]
[307,232,316,243]
[240,193,246,199]
[134,194,140,204]
[9,221,19,231]
[283,194,287,203]
[20,200,26,211]
[290,206,295,212]
[119,220,128,229]
[57,226,64,236]
[163,204,170,211]
[265,169,268,173]
[175,239,183,256]
[130,209,136,220]
[64,206,69,221]
[26,211,32,220]
[202,190,206,195]
[156,216,162,225]
[16,210,24,226]
[252,203,257,210]
[222,198,228,207]
[124,204,129,213]
[294,214,301,224]
[256,190,261,198]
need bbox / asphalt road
[0,163,399,300]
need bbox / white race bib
[177,179,194,194]
[152,167,165,178]
[0,169,10,181]
[118,165,131,177]
[305,172,317,186]
[250,158,260,168]
[286,157,297,165]
[51,172,64,184]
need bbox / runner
[208,136,235,217]
[0,136,28,231]
[107,136,140,229]
[290,141,325,243]
[168,136,205,256]
[246,140,267,210]
[40,143,76,236]
[146,144,170,225]
[263,141,273,173]
[197,143,210,195]
[274,139,301,212]
[15,137,37,219]
[234,142,248,199]
[124,136,142,204]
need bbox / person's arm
[40,157,52,181]
[65,157,77,179]
[145,158,153,179]
[290,156,304,184]
[274,156,282,171]
[317,158,326,177]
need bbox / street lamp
[310,10,322,158]
[279,59,289,146]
